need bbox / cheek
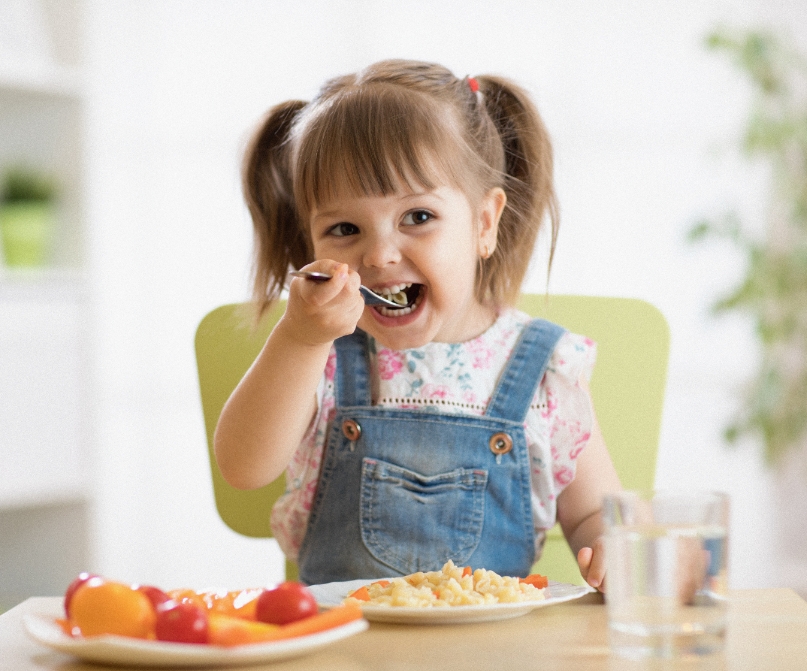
[311,238,336,261]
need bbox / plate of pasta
[308,561,594,624]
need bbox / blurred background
[2,0,806,610]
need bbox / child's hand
[283,261,365,346]
[577,538,606,593]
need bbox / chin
[375,332,432,351]
[358,312,434,351]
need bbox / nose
[361,232,402,270]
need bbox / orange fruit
[70,579,156,639]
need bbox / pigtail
[476,76,559,304]
[242,99,309,316]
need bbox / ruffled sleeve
[526,331,597,535]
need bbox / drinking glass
[603,490,729,659]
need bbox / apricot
[69,579,156,639]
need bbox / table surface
[2,589,806,671]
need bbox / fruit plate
[23,602,368,668]
[308,579,594,625]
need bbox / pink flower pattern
[467,336,495,369]
[553,465,574,487]
[270,308,597,562]
[377,349,405,380]
[421,383,449,398]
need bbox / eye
[327,222,360,237]
[402,210,433,226]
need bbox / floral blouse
[270,308,597,562]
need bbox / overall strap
[333,329,372,407]
[485,318,566,423]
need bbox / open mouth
[373,283,424,316]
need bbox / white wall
[83,0,807,591]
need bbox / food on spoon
[374,283,424,315]
[59,573,363,647]
[375,283,414,307]
[344,560,547,608]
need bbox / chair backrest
[518,295,669,584]
[195,295,669,583]
[195,300,296,580]
[196,301,287,538]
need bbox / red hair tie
[467,77,479,93]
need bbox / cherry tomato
[64,573,100,617]
[255,582,318,625]
[155,601,209,644]
[136,585,173,610]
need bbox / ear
[477,187,506,259]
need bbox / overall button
[489,432,513,455]
[342,419,362,441]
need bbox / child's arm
[555,381,621,591]
[214,262,364,490]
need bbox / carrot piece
[462,566,472,577]
[372,580,390,588]
[208,614,280,647]
[347,585,370,601]
[520,574,549,589]
[274,605,364,640]
[211,605,363,646]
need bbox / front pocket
[359,457,488,575]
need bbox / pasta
[344,561,546,608]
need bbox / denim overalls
[297,318,566,585]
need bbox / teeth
[376,286,423,317]
[374,282,412,307]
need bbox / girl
[215,59,620,589]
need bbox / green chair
[518,295,668,585]
[195,296,669,584]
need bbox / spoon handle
[288,270,403,308]
[288,270,332,283]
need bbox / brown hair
[242,59,558,316]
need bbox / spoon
[288,270,406,309]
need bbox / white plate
[23,602,368,668]
[308,579,594,625]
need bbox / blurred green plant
[689,29,807,464]
[0,167,57,204]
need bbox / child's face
[309,180,504,349]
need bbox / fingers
[577,547,593,590]
[676,538,709,605]
[285,261,364,344]
[577,541,607,592]
[293,262,355,307]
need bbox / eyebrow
[313,189,445,220]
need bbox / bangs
[292,85,474,212]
